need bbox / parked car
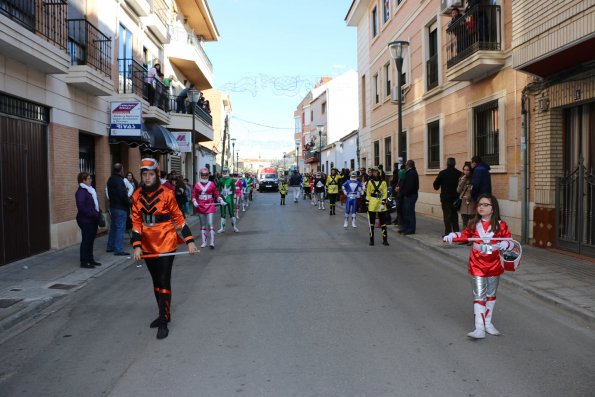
[258,168,279,192]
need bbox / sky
[205,1,357,160]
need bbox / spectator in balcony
[146,63,161,106]
[448,7,465,54]
[202,99,211,114]
[176,84,194,114]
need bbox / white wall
[327,70,358,144]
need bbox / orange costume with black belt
[130,185,193,253]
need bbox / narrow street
[0,192,594,397]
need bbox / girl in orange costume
[131,158,198,339]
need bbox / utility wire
[231,116,294,130]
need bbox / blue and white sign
[110,101,142,136]
[171,131,192,152]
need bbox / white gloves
[192,199,198,208]
[219,198,227,206]
[443,232,458,244]
[497,241,511,251]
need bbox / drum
[500,240,522,272]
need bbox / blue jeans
[107,207,128,253]
[403,193,418,233]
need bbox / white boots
[200,228,207,248]
[344,217,348,228]
[484,298,500,336]
[209,229,215,249]
[467,302,486,339]
[352,215,357,228]
[232,217,239,233]
[217,219,226,233]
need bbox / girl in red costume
[131,158,198,340]
[444,193,512,339]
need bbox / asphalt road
[0,192,594,397]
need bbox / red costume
[460,219,510,277]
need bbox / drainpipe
[521,93,530,245]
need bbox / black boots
[382,225,389,246]
[150,289,171,339]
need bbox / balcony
[445,4,505,82]
[124,0,150,17]
[167,95,213,142]
[140,0,169,43]
[117,58,170,124]
[65,19,113,96]
[165,27,214,90]
[0,0,69,74]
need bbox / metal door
[0,116,50,265]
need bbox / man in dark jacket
[106,163,129,255]
[399,160,419,235]
[471,155,492,202]
[433,157,463,236]
[288,170,302,203]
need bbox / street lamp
[388,40,409,164]
[283,152,286,170]
[236,151,239,173]
[230,138,236,174]
[295,144,300,174]
[316,125,325,172]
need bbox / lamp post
[230,138,236,174]
[295,145,300,174]
[316,125,325,172]
[236,151,239,173]
[388,40,409,164]
[283,152,286,170]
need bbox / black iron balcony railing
[446,4,501,69]
[168,95,213,126]
[0,0,67,50]
[426,54,439,91]
[118,58,168,111]
[67,19,112,77]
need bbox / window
[321,101,326,114]
[373,73,379,104]
[384,137,392,170]
[383,0,390,23]
[398,130,407,163]
[427,20,439,91]
[427,121,440,169]
[362,157,367,169]
[372,6,378,37]
[384,63,391,98]
[350,159,355,170]
[473,100,499,165]
[294,117,301,133]
[374,140,380,166]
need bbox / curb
[365,214,595,325]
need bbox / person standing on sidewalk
[433,157,463,236]
[131,158,198,340]
[399,160,419,235]
[457,162,475,229]
[106,163,129,256]
[288,169,302,203]
[75,172,102,269]
[443,193,512,339]
[471,155,492,202]
[366,167,389,246]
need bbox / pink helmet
[199,167,209,176]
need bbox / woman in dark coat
[75,172,102,268]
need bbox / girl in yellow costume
[366,167,389,246]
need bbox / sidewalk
[386,213,595,324]
[0,216,200,336]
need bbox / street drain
[0,299,22,308]
[48,284,77,290]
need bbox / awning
[109,126,151,148]
[143,122,180,155]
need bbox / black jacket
[289,173,302,187]
[433,166,463,202]
[107,173,129,211]
[400,168,419,197]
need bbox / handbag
[98,212,106,228]
[453,183,469,211]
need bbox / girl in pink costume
[192,168,226,249]
[234,174,244,220]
